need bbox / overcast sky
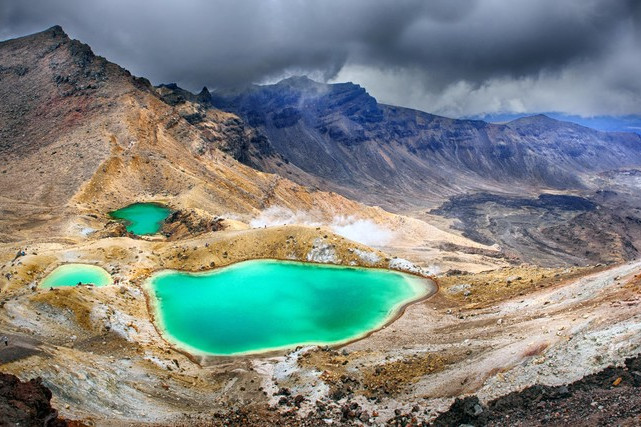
[1,0,640,117]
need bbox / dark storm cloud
[1,0,640,116]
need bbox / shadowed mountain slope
[206,77,641,210]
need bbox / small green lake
[109,202,171,235]
[40,264,113,288]
[146,260,432,356]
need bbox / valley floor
[0,220,639,425]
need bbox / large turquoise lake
[109,202,171,235]
[146,260,432,355]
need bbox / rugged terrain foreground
[1,26,640,425]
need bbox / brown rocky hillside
[0,27,413,245]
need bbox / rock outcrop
[161,209,224,240]
[0,372,67,426]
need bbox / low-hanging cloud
[1,0,639,116]
[249,207,393,246]
[330,216,393,247]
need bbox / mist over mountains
[3,0,640,118]
[157,74,641,266]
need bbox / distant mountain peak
[531,113,552,120]
[506,114,562,127]
[278,75,316,84]
[477,112,641,135]
[266,77,376,107]
[275,75,327,91]
[512,113,554,122]
[275,76,369,92]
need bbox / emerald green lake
[109,202,171,235]
[146,260,432,356]
[40,264,112,288]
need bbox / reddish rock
[0,372,67,426]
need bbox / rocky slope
[430,354,641,426]
[201,354,641,426]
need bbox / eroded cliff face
[155,83,278,169]
[189,76,641,266]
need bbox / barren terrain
[1,26,641,425]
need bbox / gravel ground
[430,354,641,427]
[166,354,641,426]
